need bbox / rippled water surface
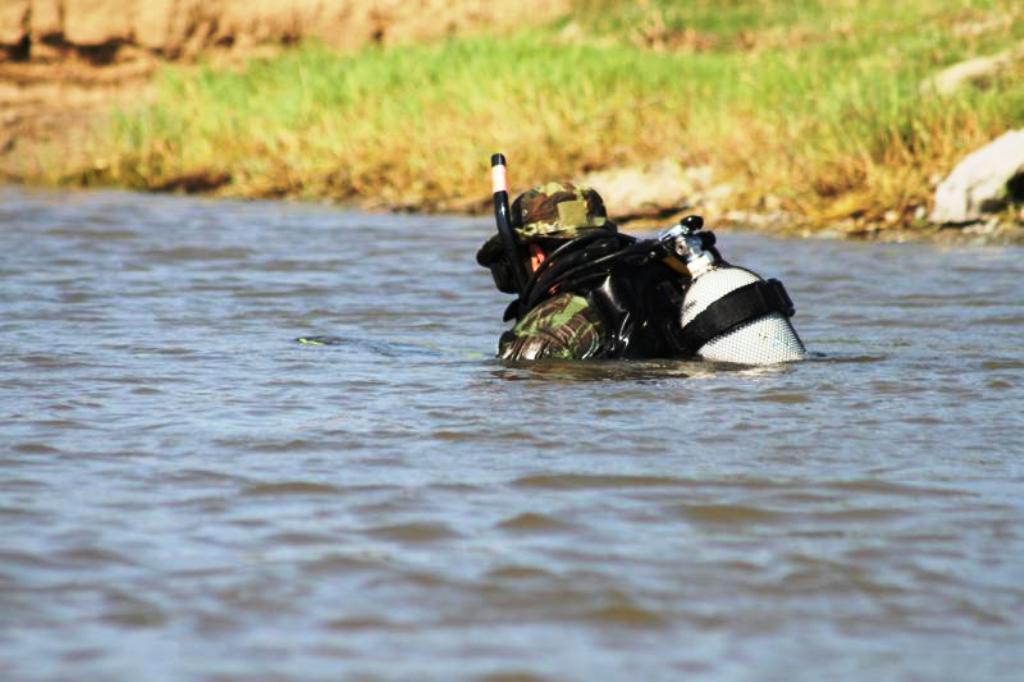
[2,186,1023,681]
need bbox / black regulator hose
[521,231,615,295]
[525,238,630,306]
[490,154,529,295]
[520,232,664,311]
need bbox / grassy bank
[25,0,1024,232]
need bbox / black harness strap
[679,279,795,355]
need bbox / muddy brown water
[1,186,1023,681]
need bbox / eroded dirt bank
[0,0,568,184]
[0,0,568,58]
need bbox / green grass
[52,0,1024,229]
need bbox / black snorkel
[490,154,529,295]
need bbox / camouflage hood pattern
[477,182,614,266]
[511,182,611,240]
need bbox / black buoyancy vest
[515,232,690,359]
[586,259,688,359]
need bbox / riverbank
[3,0,1024,241]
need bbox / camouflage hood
[511,182,611,240]
[477,182,614,266]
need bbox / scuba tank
[659,216,806,365]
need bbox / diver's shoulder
[497,292,608,361]
[515,292,597,332]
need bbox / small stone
[921,43,1024,96]
[579,159,697,219]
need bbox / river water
[1,186,1022,681]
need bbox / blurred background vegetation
[26,0,1024,230]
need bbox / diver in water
[477,156,807,364]
[476,181,686,360]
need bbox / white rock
[930,130,1024,224]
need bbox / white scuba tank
[681,256,806,365]
[661,216,806,366]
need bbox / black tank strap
[679,279,795,354]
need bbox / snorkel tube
[490,153,529,294]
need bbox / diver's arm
[498,293,608,361]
